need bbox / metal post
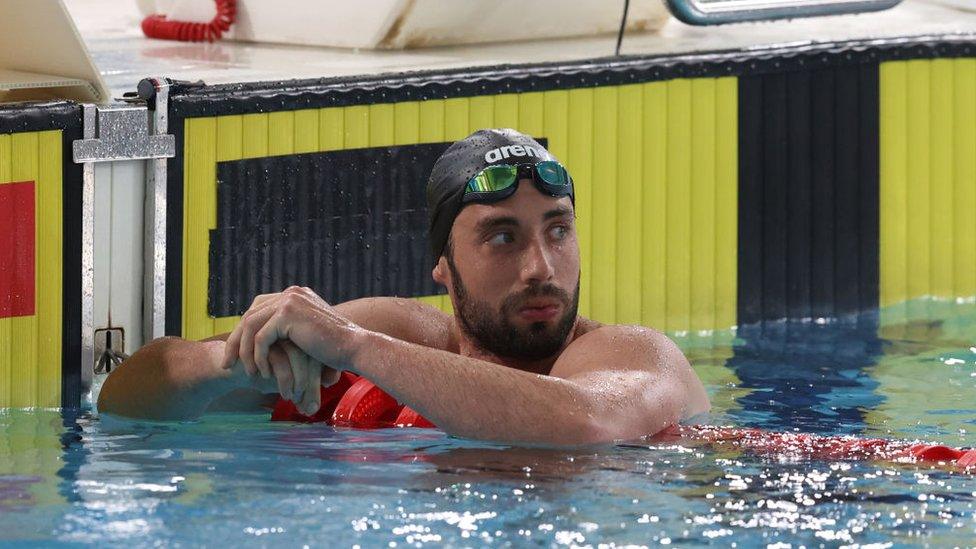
[80,105,96,397]
[143,79,171,343]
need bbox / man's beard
[447,255,580,361]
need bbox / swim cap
[426,128,570,263]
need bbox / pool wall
[0,102,84,408]
[164,37,975,340]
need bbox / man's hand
[222,287,361,413]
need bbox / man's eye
[550,225,569,239]
[488,232,514,246]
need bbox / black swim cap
[426,128,571,263]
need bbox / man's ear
[432,256,449,286]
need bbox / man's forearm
[97,338,245,420]
[347,331,603,445]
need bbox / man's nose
[521,237,555,283]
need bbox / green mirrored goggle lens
[465,165,518,194]
[534,160,569,187]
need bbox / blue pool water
[2,299,976,547]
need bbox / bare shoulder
[552,322,689,379]
[336,296,457,351]
[552,322,709,416]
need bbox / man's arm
[347,325,709,445]
[96,296,453,420]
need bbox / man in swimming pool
[98,128,709,444]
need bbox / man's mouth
[517,300,561,322]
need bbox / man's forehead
[456,190,574,229]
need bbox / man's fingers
[299,362,323,416]
[250,293,276,309]
[268,344,294,401]
[240,305,278,379]
[321,365,341,388]
[229,292,281,375]
[281,340,309,404]
[252,312,286,375]
[222,324,246,372]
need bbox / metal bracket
[664,0,903,26]
[94,327,128,375]
[72,104,175,163]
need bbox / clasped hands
[220,286,362,415]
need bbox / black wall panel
[208,142,451,316]
[737,64,880,325]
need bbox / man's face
[433,180,581,361]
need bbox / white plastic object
[142,0,670,50]
[0,0,110,103]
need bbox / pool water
[2,299,975,547]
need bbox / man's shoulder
[571,319,672,348]
[558,321,687,374]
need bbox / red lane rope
[141,0,237,43]
[270,376,975,471]
[657,424,976,471]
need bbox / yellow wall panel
[215,115,243,162]
[443,98,469,141]
[35,132,62,407]
[666,79,693,332]
[10,132,38,408]
[590,86,618,323]
[0,130,63,408]
[394,102,420,145]
[344,106,369,149]
[518,93,544,136]
[468,96,494,133]
[268,111,295,156]
[615,84,643,325]
[713,77,738,330]
[418,101,445,143]
[881,58,976,308]
[880,62,909,310]
[368,104,395,147]
[319,108,344,151]
[493,94,519,129]
[906,60,931,311]
[183,117,218,341]
[953,60,976,298]
[241,113,269,159]
[690,79,717,331]
[541,91,568,160]
[566,89,594,317]
[641,83,667,329]
[929,60,954,298]
[293,109,320,154]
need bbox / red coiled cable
[141,0,237,43]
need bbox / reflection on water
[727,313,885,435]
[0,298,974,545]
[867,300,976,443]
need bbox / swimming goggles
[463,160,573,204]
